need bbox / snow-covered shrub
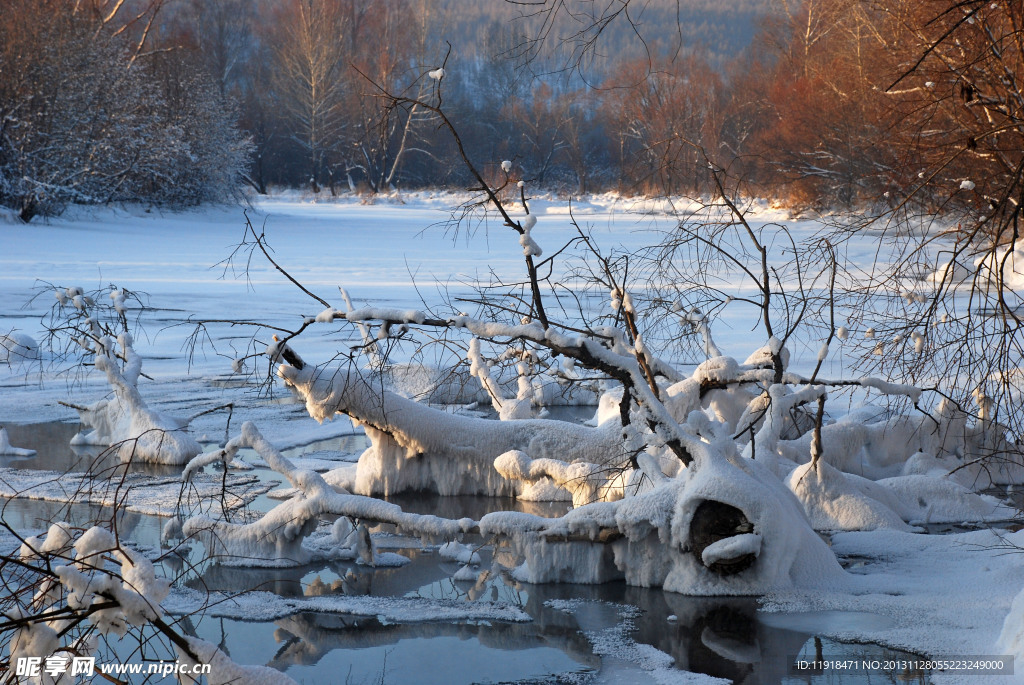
[2,521,285,682]
[41,285,201,465]
[68,332,201,465]
[0,5,250,222]
[5,524,166,663]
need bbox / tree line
[2,0,1020,221]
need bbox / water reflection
[1,421,82,471]
[280,433,368,459]
[183,543,926,684]
[188,616,594,685]
[0,496,166,549]
[0,420,183,477]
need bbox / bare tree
[268,0,350,193]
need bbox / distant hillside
[431,0,773,76]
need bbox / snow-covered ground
[1,194,1021,684]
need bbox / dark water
[0,420,182,476]
[1,421,934,684]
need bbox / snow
[786,460,913,532]
[973,238,1024,292]
[663,451,844,595]
[494,450,608,507]
[1,196,1022,682]
[547,600,730,684]
[278,363,624,497]
[997,586,1024,664]
[163,586,531,624]
[177,636,300,685]
[0,331,39,362]
[68,334,201,464]
[773,397,1023,486]
[7,609,60,669]
[857,376,923,403]
[182,422,477,567]
[700,533,761,566]
[438,541,482,565]
[876,474,1013,524]
[0,464,269,516]
[519,212,542,256]
[481,448,845,595]
[763,528,1024,684]
[14,524,171,661]
[0,426,36,456]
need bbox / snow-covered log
[279,364,627,497]
[182,422,477,566]
[494,450,632,507]
[178,418,846,596]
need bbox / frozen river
[1,196,1020,684]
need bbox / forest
[3,0,1020,214]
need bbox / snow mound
[0,332,39,362]
[997,586,1024,665]
[876,474,1013,524]
[665,453,844,595]
[0,427,36,456]
[786,461,912,532]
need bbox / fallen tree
[170,70,1021,596]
